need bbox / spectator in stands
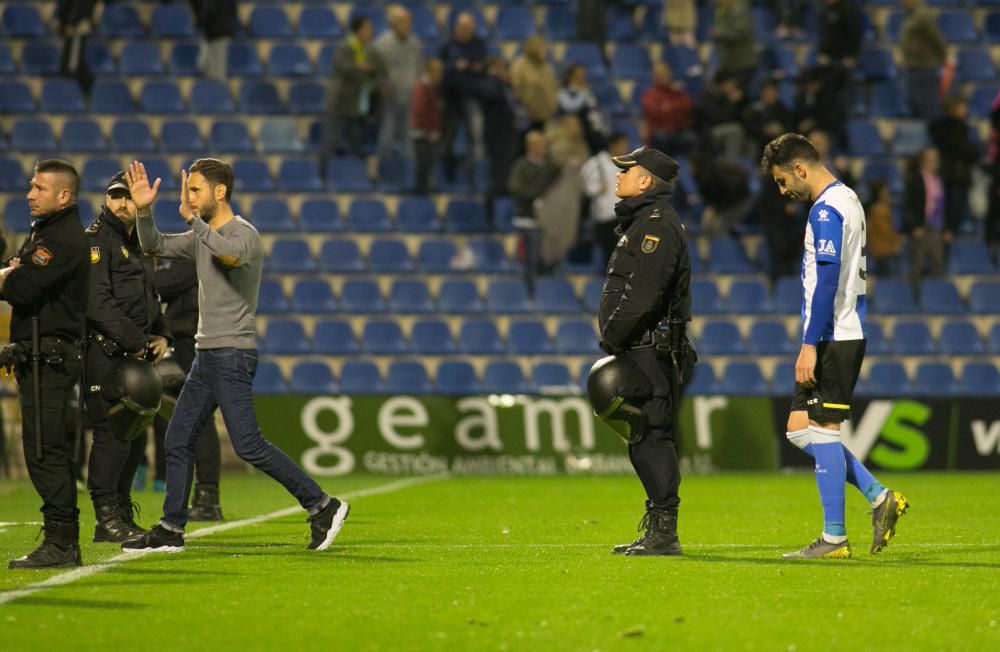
[930,95,980,235]
[794,66,849,150]
[865,180,903,278]
[582,132,630,266]
[558,64,607,155]
[55,0,97,94]
[696,71,750,159]
[900,0,947,121]
[711,0,757,89]
[322,15,384,161]
[410,59,444,196]
[641,61,696,155]
[374,5,423,163]
[666,0,697,48]
[576,0,607,48]
[772,0,806,40]
[753,168,806,281]
[903,147,949,292]
[546,114,589,168]
[817,0,863,70]
[742,79,793,153]
[481,57,520,228]
[440,12,488,188]
[808,128,856,190]
[190,0,238,82]
[511,36,559,132]
[508,131,562,292]
[691,148,753,238]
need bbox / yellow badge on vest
[90,247,101,264]
[120,245,129,259]
[641,234,660,254]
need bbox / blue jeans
[161,348,325,529]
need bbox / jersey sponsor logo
[817,239,837,256]
[31,246,53,267]
[90,247,101,264]
[641,234,660,254]
[817,209,830,222]
[120,245,129,259]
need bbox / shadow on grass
[103,566,241,576]
[680,553,1000,570]
[188,550,413,563]
[11,596,147,610]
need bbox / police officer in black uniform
[589,147,693,556]
[84,171,171,543]
[2,160,89,569]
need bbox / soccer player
[761,134,908,559]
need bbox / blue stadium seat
[919,279,965,314]
[269,44,311,77]
[938,320,984,355]
[611,45,651,82]
[869,82,908,118]
[110,120,155,152]
[161,120,203,153]
[440,281,484,314]
[459,319,504,354]
[892,120,930,157]
[532,363,573,393]
[691,279,725,314]
[771,362,795,392]
[120,41,164,76]
[699,321,747,355]
[232,159,274,192]
[0,81,35,113]
[325,157,373,192]
[686,363,718,395]
[956,48,996,83]
[437,360,482,395]
[860,362,911,397]
[191,80,234,113]
[912,362,956,396]
[319,239,365,273]
[483,362,529,394]
[91,81,136,113]
[268,238,315,273]
[718,362,769,396]
[262,319,310,355]
[290,361,338,394]
[257,279,290,314]
[386,361,433,395]
[858,47,897,82]
[313,320,359,355]
[846,120,886,157]
[239,81,284,114]
[61,119,106,152]
[606,3,637,41]
[299,7,342,38]
[362,320,409,355]
[143,159,177,191]
[891,321,936,355]
[410,5,439,40]
[555,320,599,355]
[152,200,185,233]
[938,10,977,43]
[348,199,392,233]
[339,361,382,393]
[708,239,754,274]
[341,279,387,313]
[968,85,998,118]
[545,5,577,40]
[581,278,603,313]
[487,280,532,313]
[169,42,199,76]
[288,82,325,115]
[250,7,292,38]
[989,323,1000,353]
[969,281,1000,314]
[390,280,434,313]
[12,119,56,152]
[4,198,31,232]
[41,79,85,113]
[509,321,554,355]
[412,320,456,355]
[3,4,46,37]
[728,280,773,314]
[563,42,607,80]
[948,239,995,274]
[761,45,798,78]
[141,81,184,114]
[466,239,511,273]
[369,239,414,273]
[773,277,801,314]
[956,363,1000,396]
[0,159,25,191]
[748,321,793,355]
[277,159,322,192]
[398,198,440,233]
[873,279,916,314]
[253,361,287,394]
[151,3,195,37]
[251,199,295,232]
[317,45,336,77]
[300,199,343,233]
[228,42,264,77]
[352,6,389,36]
[444,199,488,233]
[100,4,143,37]
[495,6,535,39]
[534,279,578,313]
[864,321,889,355]
[291,278,338,313]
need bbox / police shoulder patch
[85,219,102,235]
[120,245,129,259]
[641,234,660,254]
[90,247,101,264]
[31,246,53,267]
[617,234,629,248]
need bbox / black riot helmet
[101,358,164,441]
[587,355,653,444]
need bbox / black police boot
[117,494,148,539]
[93,495,143,543]
[188,483,224,522]
[612,512,651,554]
[625,511,682,556]
[8,521,83,569]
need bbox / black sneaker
[308,498,350,550]
[121,524,184,553]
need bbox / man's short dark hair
[759,133,821,175]
[350,15,371,33]
[34,159,79,196]
[190,158,234,201]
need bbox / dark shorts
[790,339,866,424]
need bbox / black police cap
[106,171,129,196]
[611,146,680,183]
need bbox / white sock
[822,532,847,544]
[871,489,889,508]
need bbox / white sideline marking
[0,522,43,527]
[0,474,447,606]
[339,542,998,550]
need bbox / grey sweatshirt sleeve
[189,217,257,266]
[136,209,196,260]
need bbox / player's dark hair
[190,158,234,202]
[562,63,585,86]
[34,159,79,197]
[760,133,821,174]
[350,15,371,34]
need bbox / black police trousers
[16,352,81,524]
[152,335,220,485]
[85,345,144,502]
[625,346,680,514]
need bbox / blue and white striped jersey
[801,181,867,344]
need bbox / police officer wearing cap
[2,160,89,569]
[84,171,171,544]
[588,146,694,556]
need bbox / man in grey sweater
[119,159,349,553]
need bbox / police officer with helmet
[2,159,89,569]
[587,146,694,556]
[84,171,171,544]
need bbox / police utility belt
[632,317,686,359]
[91,332,130,358]
[0,337,81,372]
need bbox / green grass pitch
[1,472,997,650]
